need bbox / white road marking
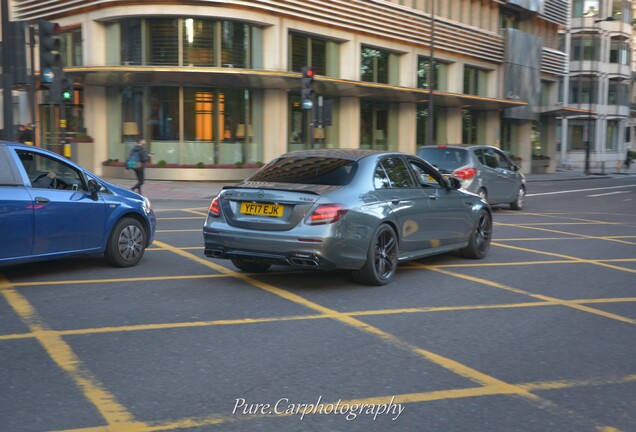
[527,184,636,197]
[586,191,631,197]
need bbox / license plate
[240,202,283,217]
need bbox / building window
[573,0,600,17]
[288,95,336,150]
[570,77,598,104]
[612,0,631,23]
[360,101,388,149]
[415,104,445,146]
[60,27,82,67]
[148,87,180,140]
[116,18,256,67]
[121,19,142,65]
[361,46,391,84]
[221,21,250,68]
[417,56,449,91]
[608,79,629,106]
[462,109,482,144]
[147,18,179,66]
[568,120,594,150]
[183,19,215,67]
[571,35,598,61]
[606,120,619,151]
[117,86,259,165]
[289,32,328,75]
[609,36,630,65]
[463,66,488,96]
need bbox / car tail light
[306,204,348,225]
[208,196,221,217]
[437,145,448,148]
[453,168,477,180]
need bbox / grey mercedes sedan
[203,149,492,285]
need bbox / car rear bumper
[203,225,367,270]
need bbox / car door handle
[390,197,401,205]
[428,194,438,200]
[34,197,50,205]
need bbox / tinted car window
[493,149,512,169]
[17,150,85,190]
[374,164,391,189]
[0,148,22,185]
[249,157,357,185]
[480,149,499,168]
[378,157,416,188]
[409,160,443,188]
[418,147,470,170]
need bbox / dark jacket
[129,145,150,169]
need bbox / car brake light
[437,145,448,148]
[306,204,348,225]
[208,196,221,217]
[453,168,477,180]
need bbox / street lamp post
[427,0,435,147]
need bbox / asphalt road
[1,175,635,432]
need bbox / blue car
[0,141,156,267]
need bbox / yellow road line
[0,277,143,430]
[10,273,227,287]
[5,297,636,342]
[417,265,636,326]
[50,373,636,432]
[498,211,633,223]
[492,242,636,274]
[518,374,636,392]
[152,243,528,389]
[152,241,619,431]
[494,224,636,246]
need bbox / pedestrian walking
[127,138,151,194]
[624,149,633,172]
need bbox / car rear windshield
[249,157,358,185]
[417,147,470,170]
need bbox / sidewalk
[103,169,633,201]
[102,176,231,201]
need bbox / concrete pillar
[485,111,500,147]
[262,89,288,162]
[339,97,360,147]
[83,86,108,175]
[518,121,532,173]
[397,103,416,153]
[445,107,462,144]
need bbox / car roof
[418,144,498,151]
[280,148,399,161]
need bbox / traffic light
[61,75,74,103]
[301,66,316,109]
[38,20,62,88]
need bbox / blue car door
[0,149,34,259]
[15,149,107,255]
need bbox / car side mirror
[88,179,100,200]
[511,164,519,172]
[447,177,462,190]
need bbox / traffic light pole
[60,96,68,157]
